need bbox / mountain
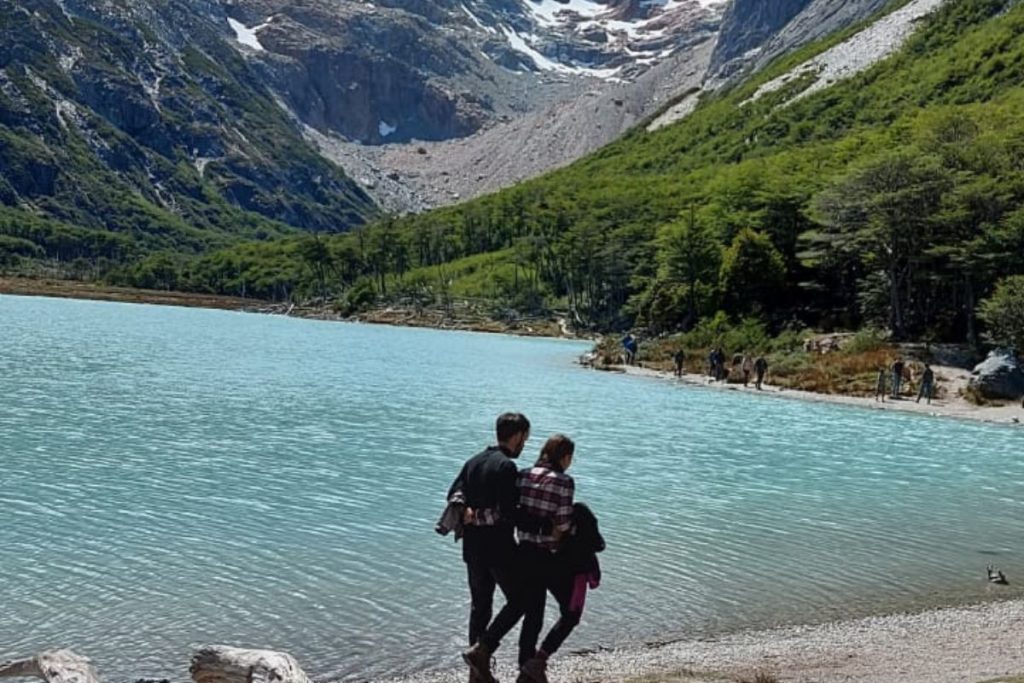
[708,0,893,83]
[0,0,724,265]
[186,0,1024,343]
[1,0,977,289]
[223,0,721,145]
[216,0,721,211]
[0,0,376,273]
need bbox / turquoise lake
[3,294,1024,681]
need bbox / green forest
[5,0,1024,345]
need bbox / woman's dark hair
[496,412,531,442]
[536,434,575,472]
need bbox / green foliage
[13,0,1024,346]
[0,1,375,280]
[674,312,772,354]
[843,328,889,355]
[336,277,378,317]
[978,275,1024,350]
[718,228,786,314]
[260,0,1021,337]
[634,214,721,332]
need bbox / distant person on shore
[875,366,887,402]
[741,354,754,387]
[449,413,541,683]
[516,435,603,683]
[707,349,717,379]
[673,349,685,377]
[714,347,727,381]
[622,334,638,366]
[891,358,905,398]
[754,355,768,390]
[917,364,935,404]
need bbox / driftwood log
[190,647,312,683]
[0,650,101,683]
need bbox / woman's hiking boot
[515,657,548,683]
[462,643,496,683]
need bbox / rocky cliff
[710,0,812,74]
[221,0,721,146]
[708,0,896,84]
[0,0,934,252]
[0,0,375,251]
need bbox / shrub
[978,275,1024,352]
[335,277,377,316]
[843,328,888,355]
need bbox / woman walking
[515,435,603,683]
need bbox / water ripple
[2,295,1024,681]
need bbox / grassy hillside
[13,0,1024,341]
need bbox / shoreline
[599,363,1024,428]
[390,597,1024,683]
[0,277,254,311]
[0,278,583,340]
[4,278,1020,425]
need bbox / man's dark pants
[465,529,531,661]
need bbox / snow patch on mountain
[501,26,621,79]
[227,17,268,51]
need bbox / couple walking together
[445,413,604,683]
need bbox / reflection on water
[2,295,1023,681]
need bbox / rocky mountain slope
[320,39,714,211]
[222,0,721,145]
[309,0,926,211]
[0,0,376,252]
[707,0,896,85]
[1,0,948,272]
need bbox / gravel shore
[389,599,1024,683]
[610,364,1024,428]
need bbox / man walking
[449,413,534,683]
[875,366,887,402]
[917,364,935,404]
[891,358,905,398]
[754,355,768,390]
[741,354,754,387]
[673,349,685,377]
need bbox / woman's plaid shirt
[516,465,575,550]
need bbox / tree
[978,275,1024,351]
[655,210,721,329]
[718,228,785,315]
[296,234,332,300]
[813,153,951,339]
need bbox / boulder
[190,646,313,683]
[968,349,1024,400]
[0,650,101,683]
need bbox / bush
[843,328,888,355]
[335,277,377,316]
[978,275,1024,352]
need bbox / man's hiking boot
[462,643,496,683]
[515,657,548,683]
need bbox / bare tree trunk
[0,650,101,683]
[965,275,978,349]
[190,647,312,683]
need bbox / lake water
[2,295,1024,681]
